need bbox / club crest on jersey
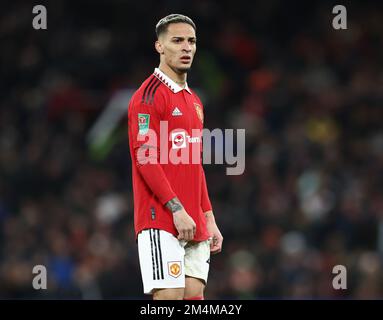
[138,113,150,135]
[168,261,182,278]
[194,103,204,123]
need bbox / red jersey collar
[153,68,192,94]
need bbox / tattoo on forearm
[166,197,183,213]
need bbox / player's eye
[189,39,196,44]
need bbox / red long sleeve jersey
[128,68,212,242]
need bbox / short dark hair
[155,14,196,38]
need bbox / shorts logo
[168,261,182,278]
[194,103,204,124]
[171,131,186,149]
[138,113,150,135]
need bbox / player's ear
[155,40,164,54]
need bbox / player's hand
[166,197,196,241]
[172,208,196,241]
[205,211,223,254]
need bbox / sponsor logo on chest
[171,131,201,149]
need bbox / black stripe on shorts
[149,229,156,280]
[152,229,160,280]
[156,229,164,280]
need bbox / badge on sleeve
[138,114,150,135]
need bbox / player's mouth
[180,55,191,63]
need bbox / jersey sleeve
[128,90,176,205]
[201,166,212,212]
[197,98,212,212]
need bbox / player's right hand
[172,208,196,241]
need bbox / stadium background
[1,0,383,299]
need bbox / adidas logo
[172,107,183,116]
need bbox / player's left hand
[205,211,223,254]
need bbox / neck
[158,62,187,87]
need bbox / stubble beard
[171,64,191,75]
[168,56,193,75]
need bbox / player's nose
[181,41,192,52]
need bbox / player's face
[160,23,197,74]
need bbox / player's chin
[176,65,192,73]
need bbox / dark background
[1,0,383,299]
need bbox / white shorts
[137,229,211,295]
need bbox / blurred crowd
[1,0,383,299]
